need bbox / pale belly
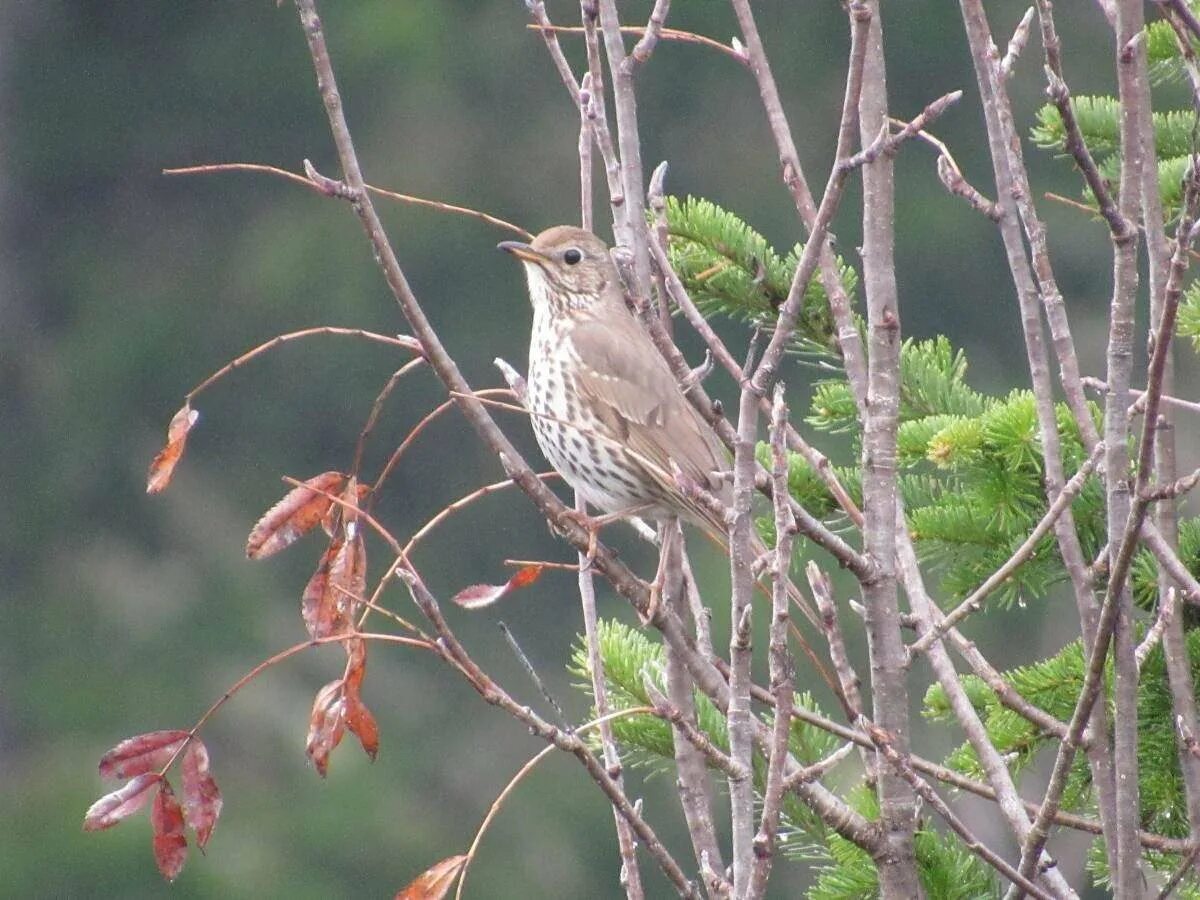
[526,353,665,517]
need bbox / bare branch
[1136,588,1178,671]
[1083,376,1200,417]
[576,493,645,898]
[853,6,922,893]
[747,385,797,899]
[725,378,759,894]
[596,0,653,299]
[626,0,670,71]
[999,7,1036,79]
[529,22,746,65]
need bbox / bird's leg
[559,503,655,571]
[642,518,681,626]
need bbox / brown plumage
[499,226,729,538]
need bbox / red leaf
[507,564,544,590]
[451,565,545,610]
[345,693,380,761]
[83,773,161,831]
[302,539,351,639]
[343,641,378,761]
[146,404,199,494]
[321,481,372,537]
[181,740,222,849]
[151,780,188,882]
[306,679,347,777]
[246,472,346,559]
[395,855,469,900]
[344,638,367,693]
[331,532,368,624]
[98,730,190,780]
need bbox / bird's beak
[497,240,549,265]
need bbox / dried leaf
[345,693,380,761]
[343,640,378,760]
[306,679,346,777]
[451,565,544,610]
[344,638,367,692]
[507,564,543,590]
[181,740,222,849]
[83,773,161,831]
[321,482,372,537]
[146,404,199,494]
[151,780,188,881]
[331,532,368,625]
[98,730,190,780]
[246,472,346,559]
[302,539,351,639]
[395,855,469,900]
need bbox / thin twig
[164,162,531,237]
[525,0,625,223]
[1136,588,1178,671]
[1000,7,1036,79]
[809,561,867,728]
[371,388,517,506]
[396,562,699,897]
[528,23,746,65]
[1154,839,1200,900]
[626,0,670,70]
[351,356,427,477]
[643,678,746,781]
[183,326,421,402]
[454,706,655,900]
[1082,377,1200,417]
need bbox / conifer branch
[909,443,1104,657]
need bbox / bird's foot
[562,504,653,572]
[640,579,661,627]
[639,528,676,627]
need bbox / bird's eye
[563,248,583,265]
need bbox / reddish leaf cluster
[451,564,544,610]
[306,639,379,776]
[245,474,371,639]
[302,532,368,639]
[84,732,222,882]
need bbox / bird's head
[499,226,620,313]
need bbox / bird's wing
[568,315,728,495]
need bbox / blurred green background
[3,2,1186,897]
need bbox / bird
[498,226,731,543]
[498,225,826,636]
[497,224,750,627]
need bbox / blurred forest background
[2,1,1190,897]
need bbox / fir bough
[571,621,997,898]
[1031,89,1198,220]
[661,195,852,351]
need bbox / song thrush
[498,226,731,542]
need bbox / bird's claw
[640,577,662,626]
